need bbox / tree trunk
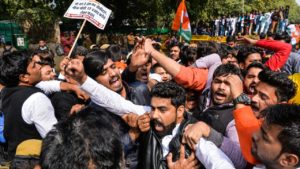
[53,20,61,43]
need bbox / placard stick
[67,19,87,58]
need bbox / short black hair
[274,32,291,43]
[244,62,267,77]
[0,51,30,86]
[262,104,300,167]
[151,81,186,108]
[267,32,275,39]
[11,157,39,169]
[237,46,263,64]
[226,36,236,43]
[197,41,219,58]
[34,50,55,67]
[218,44,237,59]
[83,50,111,79]
[260,33,266,39]
[152,63,163,72]
[40,107,123,169]
[258,70,296,102]
[169,43,181,51]
[107,44,122,62]
[180,46,198,66]
[213,64,243,80]
[73,46,89,58]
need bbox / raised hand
[65,59,87,85]
[126,37,148,71]
[182,122,210,150]
[226,74,244,99]
[59,56,70,75]
[237,36,258,45]
[70,104,85,115]
[144,38,156,55]
[73,86,90,101]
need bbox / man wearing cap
[11,139,42,169]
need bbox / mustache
[249,82,257,88]
[153,119,163,126]
[251,101,259,110]
[109,76,120,84]
[214,90,226,96]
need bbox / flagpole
[179,0,183,43]
[67,19,87,59]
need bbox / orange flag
[172,0,192,42]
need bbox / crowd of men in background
[0,22,300,169]
[193,6,291,37]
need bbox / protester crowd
[193,6,291,37]
[0,25,300,169]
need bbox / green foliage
[0,0,299,41]
[1,0,66,41]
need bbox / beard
[152,120,177,138]
[115,85,123,94]
[109,75,123,93]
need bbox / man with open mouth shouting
[137,81,199,169]
[243,62,267,98]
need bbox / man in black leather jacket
[137,82,198,169]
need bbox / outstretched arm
[242,37,292,71]
[144,39,208,91]
[193,53,222,91]
[144,39,181,76]
[257,39,292,71]
[65,59,151,116]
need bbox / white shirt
[57,73,65,81]
[215,19,220,26]
[81,77,151,116]
[231,17,237,27]
[264,12,272,23]
[195,138,235,169]
[161,124,180,157]
[35,80,61,95]
[21,92,57,138]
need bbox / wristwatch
[233,93,251,105]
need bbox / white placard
[64,0,111,30]
[17,37,25,46]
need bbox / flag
[172,0,192,42]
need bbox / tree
[1,0,299,42]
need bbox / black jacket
[137,113,197,169]
[194,89,234,135]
